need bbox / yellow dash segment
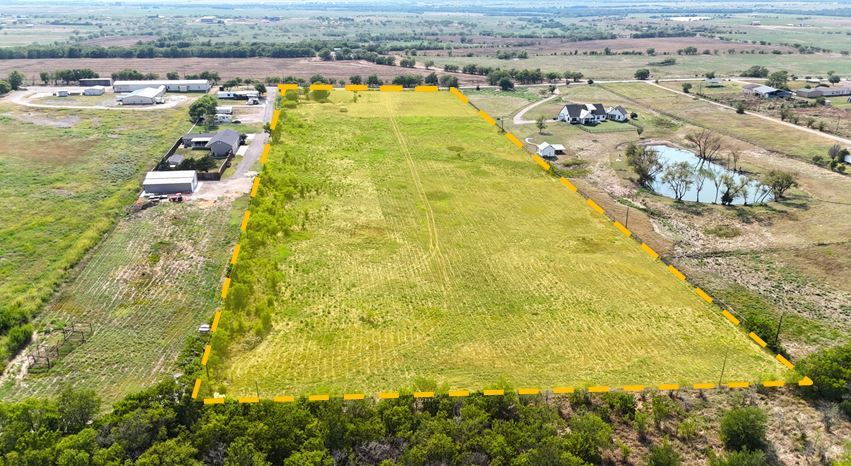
[250,177,260,198]
[517,388,540,395]
[413,391,435,398]
[277,83,299,91]
[449,87,469,103]
[559,177,578,192]
[211,311,222,332]
[204,397,225,405]
[230,244,241,265]
[192,379,202,399]
[345,84,368,91]
[693,383,716,390]
[668,265,685,281]
[532,154,550,171]
[260,144,270,165]
[415,85,438,92]
[380,85,403,92]
[273,395,295,403]
[221,278,231,300]
[448,390,470,397]
[640,243,659,260]
[588,386,609,393]
[763,380,785,388]
[200,345,211,366]
[553,386,575,394]
[308,394,330,402]
[505,132,523,148]
[798,376,813,386]
[613,221,632,237]
[623,385,644,392]
[586,199,605,215]
[478,110,496,125]
[722,310,740,326]
[695,288,713,304]
[748,332,768,348]
[240,211,251,232]
[269,110,280,130]
[239,397,259,404]
[483,389,504,396]
[726,382,750,389]
[308,83,332,91]
[776,354,794,370]
[658,384,680,391]
[378,392,400,400]
[343,393,365,401]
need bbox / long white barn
[113,79,210,93]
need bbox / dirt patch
[3,111,80,128]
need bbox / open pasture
[207,90,784,397]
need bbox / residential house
[206,129,241,158]
[558,103,607,124]
[743,85,790,99]
[606,105,629,122]
[537,142,566,158]
[704,78,723,87]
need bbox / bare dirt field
[0,58,485,84]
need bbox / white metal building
[83,86,105,96]
[113,79,210,93]
[142,170,198,194]
[121,86,166,105]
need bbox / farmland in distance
[206,91,785,398]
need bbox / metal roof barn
[142,170,198,194]
[113,79,210,93]
[121,86,166,105]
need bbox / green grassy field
[0,201,242,402]
[0,104,192,362]
[205,91,785,398]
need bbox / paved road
[234,86,277,178]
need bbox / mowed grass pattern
[218,91,784,396]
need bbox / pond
[648,144,772,205]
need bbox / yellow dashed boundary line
[345,84,368,91]
[379,85,403,92]
[197,88,812,405]
[309,83,332,91]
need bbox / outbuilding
[537,142,566,158]
[113,79,210,93]
[83,86,105,96]
[606,105,629,122]
[79,78,112,87]
[121,85,166,105]
[206,129,241,157]
[142,170,198,194]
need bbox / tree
[349,75,362,85]
[310,89,331,101]
[766,70,789,89]
[662,161,695,201]
[39,71,50,85]
[694,166,710,203]
[188,94,217,122]
[646,48,656,56]
[58,387,100,434]
[166,71,179,80]
[8,70,25,90]
[318,48,333,61]
[135,439,202,466]
[682,83,693,93]
[424,60,435,70]
[705,71,716,79]
[625,143,664,188]
[796,342,851,403]
[424,72,438,85]
[708,167,723,203]
[741,66,769,78]
[498,77,514,91]
[535,115,547,134]
[719,173,745,205]
[254,83,266,95]
[720,407,767,452]
[439,75,459,88]
[685,129,723,164]
[366,74,382,87]
[762,170,797,199]
[828,74,840,84]
[0,80,10,94]
[709,450,768,466]
[634,68,651,80]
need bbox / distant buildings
[79,78,112,87]
[113,80,210,93]
[795,87,851,98]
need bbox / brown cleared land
[0,58,484,84]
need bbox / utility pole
[625,205,631,229]
[773,311,786,349]
[718,347,730,387]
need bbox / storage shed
[121,86,166,105]
[142,170,198,194]
[79,78,112,87]
[113,79,210,93]
[83,86,105,96]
